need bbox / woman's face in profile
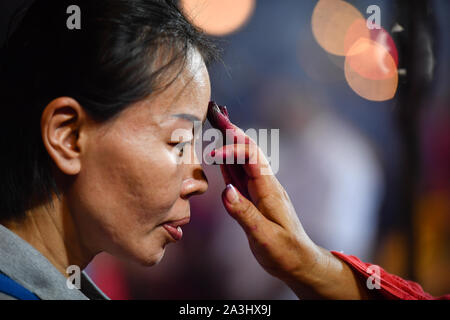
[67,49,210,266]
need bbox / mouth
[162,216,190,241]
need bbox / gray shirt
[0,224,109,300]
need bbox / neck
[1,196,94,277]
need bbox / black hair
[0,0,220,220]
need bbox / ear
[41,97,86,176]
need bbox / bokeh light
[345,38,398,101]
[180,0,256,36]
[311,0,399,101]
[370,27,399,67]
[346,38,398,81]
[343,18,372,57]
[344,19,398,66]
[312,0,365,56]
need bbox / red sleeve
[331,251,450,300]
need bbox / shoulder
[0,291,17,300]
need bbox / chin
[136,247,166,267]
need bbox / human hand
[207,102,371,300]
[207,102,320,288]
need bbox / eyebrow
[172,113,204,124]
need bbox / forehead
[103,48,211,137]
[147,48,211,121]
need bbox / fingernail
[211,101,221,114]
[223,106,229,117]
[225,184,239,204]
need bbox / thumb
[221,184,269,236]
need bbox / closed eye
[170,141,191,148]
[169,141,192,157]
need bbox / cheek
[130,143,183,211]
[72,128,184,240]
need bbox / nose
[181,164,209,199]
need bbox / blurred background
[2,0,448,299]
[85,0,449,299]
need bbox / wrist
[282,245,369,299]
[279,242,330,299]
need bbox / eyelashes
[169,126,202,158]
[170,141,192,157]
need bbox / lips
[162,217,190,241]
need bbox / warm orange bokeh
[345,19,398,66]
[312,0,365,56]
[312,0,399,101]
[180,0,255,36]
[344,39,398,102]
[344,19,372,56]
[346,38,397,81]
